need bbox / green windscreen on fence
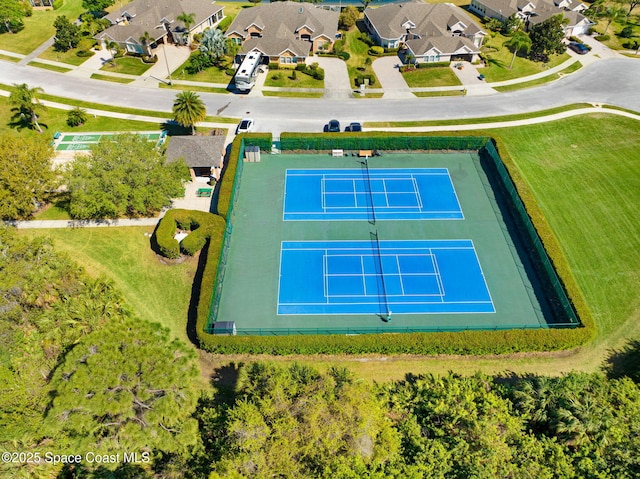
[479,140,580,327]
[207,140,246,333]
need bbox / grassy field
[479,31,571,82]
[344,23,380,88]
[264,69,324,88]
[402,67,462,87]
[27,61,72,73]
[173,54,235,84]
[493,61,583,92]
[19,227,197,345]
[0,0,85,54]
[38,37,97,66]
[21,114,640,381]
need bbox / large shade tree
[65,133,189,219]
[172,90,207,134]
[529,14,567,60]
[0,133,57,219]
[9,83,46,132]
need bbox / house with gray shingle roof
[166,135,226,180]
[469,0,593,36]
[95,0,224,55]
[224,2,339,65]
[364,2,486,64]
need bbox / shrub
[66,107,88,127]
[416,61,451,69]
[76,50,94,57]
[354,74,375,86]
[142,54,158,63]
[272,73,281,80]
[594,34,609,41]
[154,209,224,258]
[620,26,633,38]
[217,16,232,33]
[268,62,279,70]
[290,69,297,80]
[311,67,324,80]
[295,63,307,71]
[332,39,345,53]
[53,0,63,9]
[369,46,384,55]
[337,51,350,61]
[358,32,374,47]
[225,68,235,76]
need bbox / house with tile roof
[469,0,593,36]
[95,0,224,55]
[364,2,486,64]
[166,134,226,180]
[224,2,339,65]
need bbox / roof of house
[406,35,479,56]
[365,2,485,41]
[225,2,339,57]
[165,135,226,168]
[96,0,223,44]
[477,0,591,27]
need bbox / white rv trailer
[234,50,262,92]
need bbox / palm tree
[602,6,625,35]
[504,30,532,69]
[106,40,119,66]
[9,83,46,133]
[177,12,196,45]
[172,91,206,135]
[199,28,226,64]
[139,31,153,56]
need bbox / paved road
[2,57,639,134]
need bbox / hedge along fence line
[196,133,595,355]
[154,209,226,258]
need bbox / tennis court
[54,131,166,152]
[215,152,551,334]
[283,167,463,221]
[278,239,493,315]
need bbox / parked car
[325,119,341,133]
[568,41,589,55]
[236,118,254,134]
[345,122,362,132]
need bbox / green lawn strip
[364,103,594,128]
[19,227,197,345]
[0,53,20,62]
[493,62,582,92]
[344,23,380,88]
[479,31,570,82]
[264,70,324,88]
[0,83,238,123]
[100,56,153,75]
[402,67,462,87]
[90,73,135,84]
[27,61,72,73]
[262,91,324,98]
[353,92,384,98]
[38,37,97,66]
[0,0,85,54]
[159,83,231,94]
[34,193,71,220]
[413,90,466,97]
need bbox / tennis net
[361,157,376,225]
[370,230,390,318]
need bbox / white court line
[430,252,446,301]
[411,175,424,209]
[323,252,329,302]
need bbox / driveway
[449,61,496,96]
[372,56,413,99]
[131,44,192,87]
[313,56,353,98]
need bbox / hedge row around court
[194,132,596,355]
[154,209,225,259]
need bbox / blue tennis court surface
[278,240,494,315]
[283,168,463,221]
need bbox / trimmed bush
[620,26,633,38]
[268,62,279,70]
[337,51,350,61]
[416,61,451,69]
[594,34,610,41]
[295,63,308,71]
[358,32,374,47]
[53,0,63,9]
[354,74,375,86]
[154,209,225,258]
[142,54,158,64]
[312,67,325,80]
[369,46,384,55]
[76,50,94,57]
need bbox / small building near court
[166,135,226,181]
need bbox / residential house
[224,2,339,65]
[469,0,593,36]
[29,0,53,7]
[166,135,226,181]
[95,0,224,55]
[364,2,486,64]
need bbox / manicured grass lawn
[264,69,324,88]
[493,61,582,91]
[173,55,235,84]
[592,14,640,51]
[20,227,197,345]
[0,0,85,54]
[34,194,71,220]
[159,83,231,94]
[0,53,20,62]
[38,37,96,66]
[27,61,72,73]
[100,56,154,75]
[413,89,466,97]
[344,23,380,88]
[479,31,571,82]
[262,91,324,98]
[402,67,462,87]
[90,73,135,84]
